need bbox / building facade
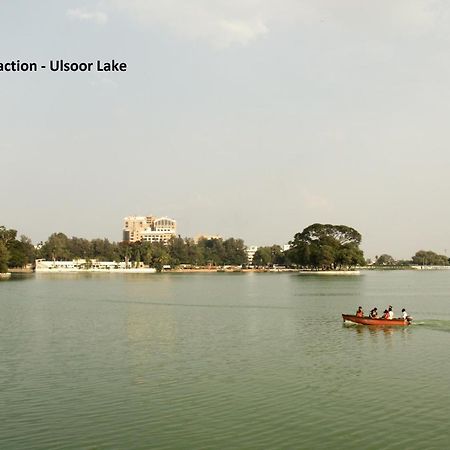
[123,215,177,244]
[246,245,258,265]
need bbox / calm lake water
[1,271,450,449]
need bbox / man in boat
[402,308,412,322]
[388,306,394,320]
[369,307,378,318]
[356,306,364,317]
[382,309,390,319]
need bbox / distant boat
[342,314,412,326]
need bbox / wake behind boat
[342,314,412,326]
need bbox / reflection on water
[126,304,178,386]
[342,322,412,348]
[2,271,450,450]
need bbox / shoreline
[32,268,364,275]
[34,268,297,274]
[298,270,361,276]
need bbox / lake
[1,271,450,449]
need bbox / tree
[68,237,92,259]
[375,254,396,266]
[295,223,362,246]
[223,238,247,265]
[91,238,119,261]
[271,245,287,266]
[197,238,225,266]
[412,250,448,266]
[7,240,29,268]
[19,235,36,264]
[38,233,71,260]
[185,238,203,265]
[0,226,17,245]
[167,236,188,266]
[0,242,10,273]
[252,245,287,267]
[148,243,170,272]
[253,247,272,266]
[289,223,365,270]
[0,227,35,269]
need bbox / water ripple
[2,272,450,449]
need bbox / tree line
[37,233,248,271]
[1,222,449,273]
[374,250,449,266]
[0,227,249,272]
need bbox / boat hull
[342,314,411,326]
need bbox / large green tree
[223,238,247,265]
[38,233,71,260]
[289,223,365,270]
[253,247,272,267]
[412,250,449,266]
[7,239,31,268]
[0,227,35,269]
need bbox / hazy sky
[1,0,450,259]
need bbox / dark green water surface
[1,271,450,449]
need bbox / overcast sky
[1,0,450,259]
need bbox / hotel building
[123,215,177,244]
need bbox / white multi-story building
[123,215,177,244]
[246,245,258,265]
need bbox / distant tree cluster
[0,226,36,272]
[38,233,120,262]
[288,223,365,270]
[372,250,449,267]
[252,245,291,267]
[411,250,449,266]
[374,254,397,266]
[122,236,248,271]
[36,232,248,272]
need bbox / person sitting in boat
[382,309,390,319]
[369,307,378,318]
[388,306,394,320]
[401,308,411,322]
[356,306,364,317]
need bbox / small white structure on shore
[35,259,156,273]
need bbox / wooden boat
[342,314,412,326]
